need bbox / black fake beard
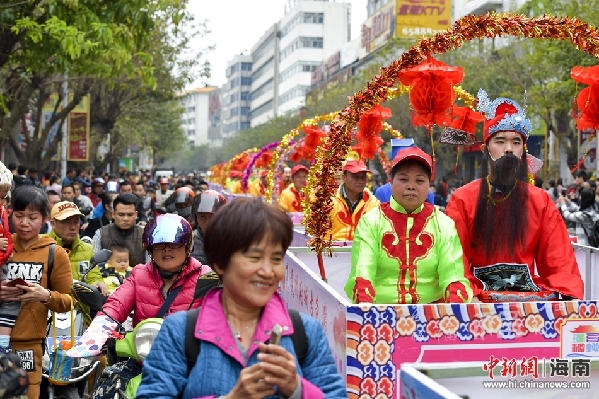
[492,153,522,189]
[472,151,529,261]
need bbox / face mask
[178,206,192,218]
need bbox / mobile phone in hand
[6,278,27,287]
[268,324,283,345]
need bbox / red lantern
[571,65,599,131]
[354,105,392,160]
[399,56,464,129]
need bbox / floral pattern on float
[346,301,598,399]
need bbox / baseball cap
[343,160,371,174]
[92,177,105,186]
[51,201,83,220]
[291,165,308,176]
[159,177,169,184]
[391,147,433,176]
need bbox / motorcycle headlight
[133,320,163,361]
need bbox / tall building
[179,86,216,148]
[454,0,527,20]
[250,24,279,127]
[221,54,253,138]
[249,0,351,127]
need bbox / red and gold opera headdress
[477,89,532,143]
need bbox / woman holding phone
[137,198,347,399]
[0,186,73,399]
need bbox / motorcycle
[40,250,113,399]
[70,281,162,399]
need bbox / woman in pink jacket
[68,213,212,356]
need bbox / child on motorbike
[67,214,212,398]
[101,246,132,294]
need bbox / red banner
[67,112,89,161]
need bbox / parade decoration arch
[265,112,337,202]
[304,13,599,255]
[216,147,260,189]
[241,141,279,193]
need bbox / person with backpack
[559,187,599,247]
[136,198,347,399]
[66,214,212,397]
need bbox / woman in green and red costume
[345,147,473,304]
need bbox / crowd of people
[0,91,589,399]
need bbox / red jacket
[101,257,211,326]
[0,207,13,264]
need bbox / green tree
[88,12,212,172]
[0,0,192,168]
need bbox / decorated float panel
[280,247,599,399]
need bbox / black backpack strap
[289,309,308,368]
[155,285,183,319]
[185,308,201,372]
[46,243,55,291]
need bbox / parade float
[207,12,599,398]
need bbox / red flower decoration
[572,65,599,131]
[303,126,326,151]
[254,151,273,168]
[230,154,250,171]
[399,56,464,129]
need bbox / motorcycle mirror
[91,249,112,267]
[71,281,105,313]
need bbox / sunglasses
[152,243,184,250]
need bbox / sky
[188,0,368,87]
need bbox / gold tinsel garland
[264,112,337,202]
[304,12,599,254]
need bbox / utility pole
[61,74,68,178]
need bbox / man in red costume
[446,90,583,300]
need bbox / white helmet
[0,162,13,190]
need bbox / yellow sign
[40,93,90,161]
[395,0,452,39]
[359,2,396,58]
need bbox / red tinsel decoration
[399,56,464,129]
